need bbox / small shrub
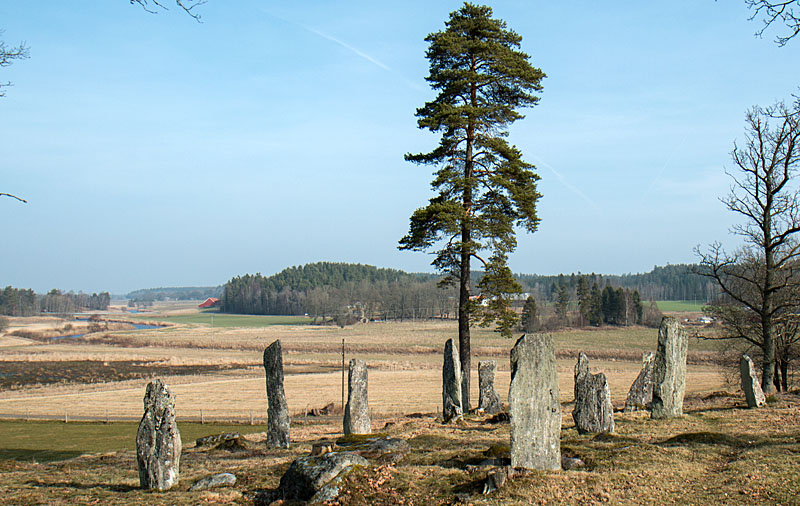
[0,316,8,332]
[766,394,778,404]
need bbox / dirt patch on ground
[0,360,248,390]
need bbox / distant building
[198,297,219,309]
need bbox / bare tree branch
[130,0,207,22]
[0,30,30,98]
[746,0,800,46]
[0,193,27,203]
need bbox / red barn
[198,297,219,309]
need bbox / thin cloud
[531,154,599,210]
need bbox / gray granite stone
[572,352,614,434]
[136,379,181,490]
[478,360,502,414]
[624,352,655,412]
[442,338,463,423]
[651,317,688,419]
[740,353,766,408]
[263,339,290,448]
[508,334,561,470]
[344,358,371,434]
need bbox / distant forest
[221,262,713,324]
[222,263,449,323]
[517,264,717,303]
[126,286,222,304]
[0,287,110,316]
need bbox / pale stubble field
[0,315,726,421]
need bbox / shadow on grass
[24,479,138,493]
[659,432,744,447]
[0,449,83,463]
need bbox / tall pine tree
[399,3,544,409]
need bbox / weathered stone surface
[652,317,688,419]
[263,339,290,448]
[740,354,766,408]
[277,451,368,502]
[572,352,614,434]
[344,358,371,434]
[136,379,181,491]
[561,455,586,470]
[482,466,522,495]
[508,333,561,470]
[442,338,463,423]
[478,360,502,414]
[335,434,410,464]
[189,472,236,491]
[195,432,240,448]
[624,352,655,412]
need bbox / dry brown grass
[1,393,799,505]
[0,317,727,422]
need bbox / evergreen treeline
[126,286,222,302]
[222,262,453,321]
[517,264,716,303]
[0,286,110,316]
[0,286,39,316]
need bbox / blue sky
[1,1,799,294]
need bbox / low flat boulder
[189,472,236,491]
[277,451,368,503]
[195,432,241,448]
[334,434,410,464]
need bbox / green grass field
[656,300,707,312]
[135,312,311,328]
[0,420,267,462]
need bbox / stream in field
[51,319,162,340]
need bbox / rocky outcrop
[509,333,561,470]
[740,354,766,408]
[478,360,502,414]
[344,358,371,434]
[572,352,614,434]
[652,317,688,419]
[276,451,368,503]
[136,379,181,491]
[335,434,410,464]
[263,339,290,448]
[189,472,236,491]
[442,338,463,423]
[624,352,655,412]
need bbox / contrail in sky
[300,24,392,71]
[640,133,688,203]
[260,8,424,91]
[531,154,599,210]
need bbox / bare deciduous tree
[746,0,800,46]
[130,0,207,21]
[697,99,800,393]
[0,30,29,98]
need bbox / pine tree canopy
[399,2,545,338]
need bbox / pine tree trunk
[459,241,471,411]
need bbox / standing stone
[136,379,181,490]
[572,352,614,434]
[442,338,463,423]
[624,352,655,412]
[478,360,502,414]
[651,317,688,419]
[344,358,371,434]
[508,334,561,470]
[740,354,766,408]
[264,339,290,448]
